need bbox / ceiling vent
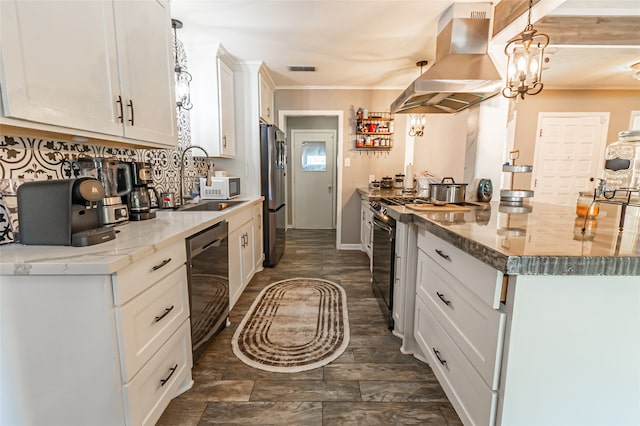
[390,2,502,114]
[288,65,317,72]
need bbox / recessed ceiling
[171,0,640,90]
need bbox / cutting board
[405,203,470,212]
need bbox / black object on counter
[477,179,493,202]
[17,178,115,246]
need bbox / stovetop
[379,196,430,206]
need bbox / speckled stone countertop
[358,187,640,276]
[0,198,262,276]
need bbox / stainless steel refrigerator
[260,124,286,267]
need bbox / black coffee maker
[125,162,159,221]
[17,178,116,246]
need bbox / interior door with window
[292,130,335,229]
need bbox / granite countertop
[358,186,640,276]
[0,197,262,276]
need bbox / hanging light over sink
[172,19,193,110]
[502,0,549,100]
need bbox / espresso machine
[17,178,116,246]
[125,161,158,220]
[76,157,132,226]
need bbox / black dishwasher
[186,220,229,361]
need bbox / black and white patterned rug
[232,277,349,373]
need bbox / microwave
[200,177,240,200]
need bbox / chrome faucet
[179,145,213,206]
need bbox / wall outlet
[369,174,375,182]
[344,158,351,167]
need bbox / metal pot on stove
[430,177,468,205]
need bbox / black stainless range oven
[369,196,429,331]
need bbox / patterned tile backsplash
[0,36,202,244]
[0,109,209,244]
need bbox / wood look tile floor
[158,229,462,425]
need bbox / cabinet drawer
[415,298,497,426]
[113,240,186,305]
[124,320,193,426]
[417,251,505,389]
[117,265,190,382]
[417,229,502,309]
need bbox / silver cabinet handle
[222,135,227,148]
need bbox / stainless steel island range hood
[391,3,503,114]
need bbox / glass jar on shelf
[603,130,640,192]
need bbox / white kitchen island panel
[498,273,640,426]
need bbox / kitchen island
[358,187,640,425]
[0,198,263,426]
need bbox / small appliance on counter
[76,157,132,226]
[124,161,159,220]
[200,176,241,200]
[17,178,116,246]
[477,178,493,202]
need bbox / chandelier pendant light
[172,19,193,110]
[408,114,426,137]
[502,0,549,99]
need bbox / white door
[292,130,336,229]
[531,113,609,205]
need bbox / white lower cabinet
[0,242,193,426]
[360,199,373,267]
[228,201,261,309]
[415,297,498,426]
[124,320,192,426]
[414,228,505,425]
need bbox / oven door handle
[372,217,393,234]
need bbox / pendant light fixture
[172,19,193,110]
[502,0,549,99]
[408,114,426,137]
[408,61,427,137]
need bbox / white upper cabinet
[258,66,275,124]
[112,0,177,146]
[188,45,236,157]
[0,0,177,148]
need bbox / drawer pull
[154,305,175,322]
[436,292,452,306]
[433,348,447,367]
[160,364,178,387]
[435,249,451,261]
[152,258,172,271]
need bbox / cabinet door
[253,203,264,270]
[217,58,236,157]
[113,0,178,147]
[228,225,243,309]
[259,72,274,124]
[0,0,122,135]
[241,220,256,285]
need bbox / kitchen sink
[177,199,246,212]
